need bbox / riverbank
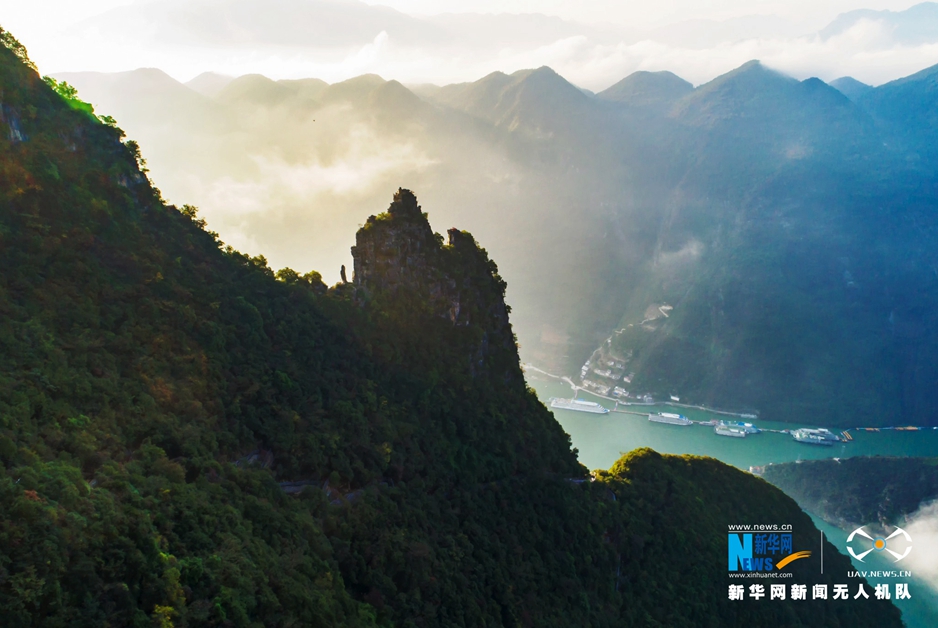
[525,363,938,432]
[525,363,763,419]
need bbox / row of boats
[548,397,843,446]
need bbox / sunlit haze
[5,1,938,88]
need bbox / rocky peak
[351,188,440,293]
[351,188,520,381]
[385,187,422,219]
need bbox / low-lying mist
[56,55,938,426]
[903,501,938,593]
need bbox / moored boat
[791,427,840,446]
[549,397,609,414]
[714,423,747,438]
[649,412,692,426]
[721,420,760,434]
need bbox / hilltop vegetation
[764,456,938,529]
[0,31,904,627]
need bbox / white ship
[721,420,760,434]
[791,428,839,446]
[648,412,692,426]
[714,423,747,438]
[550,398,609,414]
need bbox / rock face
[352,188,443,299]
[0,103,25,142]
[351,188,519,380]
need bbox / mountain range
[52,49,938,427]
[0,35,904,626]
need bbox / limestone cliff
[351,188,519,381]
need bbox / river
[529,379,938,472]
[528,377,938,627]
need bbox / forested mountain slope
[765,456,938,529]
[593,62,938,427]
[0,31,903,627]
[57,55,938,427]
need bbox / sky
[3,1,919,30]
[4,1,938,89]
[367,0,905,27]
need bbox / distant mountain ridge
[852,62,938,147]
[596,70,693,109]
[185,71,234,97]
[427,66,590,133]
[829,76,874,101]
[52,55,938,428]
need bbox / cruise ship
[790,428,840,446]
[649,412,692,426]
[714,423,748,438]
[722,420,760,434]
[549,398,609,414]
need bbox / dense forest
[0,30,903,626]
[764,456,938,528]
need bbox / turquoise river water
[529,379,938,473]
[528,377,938,627]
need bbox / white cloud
[902,500,938,593]
[5,0,936,89]
[348,31,390,71]
[166,123,437,270]
[186,125,436,221]
[252,126,437,199]
[10,2,938,93]
[656,239,704,268]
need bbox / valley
[53,56,938,428]
[0,35,910,624]
[4,2,938,626]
